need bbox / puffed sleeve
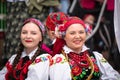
[25,54,52,80]
[50,54,71,80]
[0,54,16,80]
[93,52,120,80]
[0,67,7,80]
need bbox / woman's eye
[70,32,75,35]
[79,31,84,34]
[32,33,37,35]
[79,31,85,34]
[22,31,27,34]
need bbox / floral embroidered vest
[64,50,100,80]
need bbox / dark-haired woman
[0,18,52,80]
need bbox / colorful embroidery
[35,58,41,63]
[56,57,62,63]
[33,55,50,64]
[100,58,107,63]
[67,51,100,80]
[53,56,67,64]
[47,55,53,66]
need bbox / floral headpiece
[46,12,68,31]
[60,17,86,31]
[55,17,86,38]
[23,18,45,34]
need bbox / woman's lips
[73,40,81,44]
[25,40,32,42]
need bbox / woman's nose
[26,33,31,38]
[75,33,80,38]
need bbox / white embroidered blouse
[50,45,120,80]
[0,48,52,80]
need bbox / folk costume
[0,18,52,80]
[0,48,52,80]
[50,17,120,80]
[50,45,120,80]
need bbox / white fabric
[93,52,120,80]
[50,54,71,80]
[25,54,51,80]
[114,0,120,53]
[21,48,38,60]
[0,55,16,80]
[50,45,120,80]
[0,48,51,80]
[52,38,56,44]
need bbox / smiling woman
[0,18,52,80]
[64,23,86,53]
[50,16,120,80]
[20,22,43,53]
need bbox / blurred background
[0,0,120,73]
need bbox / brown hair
[12,18,44,69]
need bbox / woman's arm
[93,52,120,80]
[50,54,71,80]
[25,54,52,80]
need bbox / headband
[24,18,45,34]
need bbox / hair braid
[31,42,42,62]
[12,43,24,69]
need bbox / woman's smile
[25,40,32,42]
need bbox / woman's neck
[72,48,82,54]
[24,47,38,55]
[65,45,82,54]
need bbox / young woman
[50,17,120,80]
[45,12,69,56]
[0,18,52,80]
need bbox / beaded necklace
[62,50,100,80]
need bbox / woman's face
[84,15,95,25]
[20,22,42,50]
[64,24,86,52]
[47,29,56,41]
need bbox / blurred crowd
[0,0,120,73]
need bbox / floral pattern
[68,51,100,80]
[71,65,82,76]
[33,55,52,64]
[53,56,67,64]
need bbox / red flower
[47,55,53,66]
[56,57,62,63]
[59,25,65,32]
[69,60,75,66]
[71,65,82,76]
[35,58,41,63]
[94,64,99,72]
[91,57,96,62]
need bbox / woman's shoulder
[52,54,65,60]
[92,51,104,58]
[52,54,68,64]
[92,51,109,64]
[34,53,52,63]
[29,53,53,66]
[9,54,17,59]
